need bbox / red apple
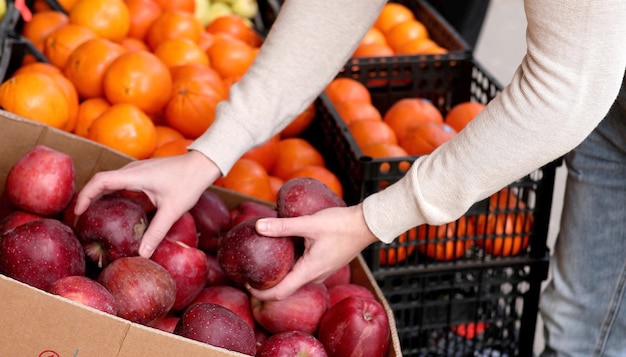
[322,263,351,289]
[174,302,257,356]
[191,285,255,329]
[218,218,295,290]
[0,218,85,290]
[328,283,376,308]
[251,282,330,335]
[74,194,148,268]
[0,210,43,234]
[276,177,346,218]
[164,211,198,248]
[256,331,328,357]
[48,275,118,315]
[147,315,180,333]
[205,253,233,286]
[189,190,231,253]
[116,189,156,215]
[318,296,390,357]
[5,145,75,216]
[151,238,208,312]
[98,256,176,325]
[230,200,277,228]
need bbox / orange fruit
[271,138,325,181]
[63,38,126,99]
[125,0,164,40]
[348,120,398,150]
[115,37,150,52]
[154,125,186,148]
[374,2,415,34]
[241,134,280,173]
[397,38,447,55]
[74,97,111,137]
[217,158,274,202]
[444,101,485,132]
[380,228,416,266]
[399,122,457,156]
[287,165,343,199]
[87,103,157,159]
[383,98,444,139]
[474,188,533,257]
[385,19,429,53]
[324,77,371,105]
[170,63,227,98]
[153,0,195,13]
[145,10,204,50]
[150,138,194,158]
[361,142,411,174]
[44,23,98,69]
[206,34,256,81]
[164,77,225,138]
[21,10,69,54]
[33,0,79,12]
[154,37,210,69]
[0,72,70,129]
[417,217,474,261]
[197,30,215,52]
[280,102,316,138]
[205,15,262,48]
[333,100,382,126]
[352,42,395,58]
[359,27,387,47]
[69,0,131,41]
[268,175,285,202]
[103,50,173,115]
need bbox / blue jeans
[540,75,626,356]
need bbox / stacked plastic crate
[303,1,561,356]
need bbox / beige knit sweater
[189,0,626,243]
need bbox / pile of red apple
[0,145,391,357]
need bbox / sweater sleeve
[363,0,626,243]
[188,0,388,174]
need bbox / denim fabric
[540,74,626,357]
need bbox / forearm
[364,0,626,242]
[189,0,388,174]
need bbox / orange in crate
[379,228,417,266]
[383,97,443,139]
[417,217,474,262]
[399,121,457,156]
[445,101,486,132]
[215,158,274,202]
[334,100,383,126]
[271,138,325,181]
[287,165,343,199]
[324,77,371,105]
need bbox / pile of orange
[353,2,448,58]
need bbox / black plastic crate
[377,256,549,357]
[304,56,561,274]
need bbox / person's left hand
[248,203,379,301]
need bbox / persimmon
[474,188,533,257]
[125,0,163,40]
[205,14,262,48]
[33,0,79,12]
[397,38,447,55]
[268,175,285,202]
[115,37,150,52]
[206,34,256,81]
[0,72,70,129]
[379,228,417,266]
[383,98,444,139]
[361,142,411,174]
[164,77,225,139]
[334,100,382,126]
[373,2,415,34]
[348,120,398,150]
[399,122,457,156]
[324,77,371,105]
[68,0,131,41]
[145,10,204,50]
[241,134,280,173]
[216,158,274,202]
[416,217,474,261]
[445,101,486,132]
[271,138,325,181]
[87,103,157,159]
[385,19,429,53]
[280,102,316,138]
[63,38,126,100]
[359,27,387,47]
[74,97,110,137]
[150,138,193,158]
[287,165,344,199]
[21,10,69,54]
[170,63,227,98]
[153,0,195,13]
[154,125,186,148]
[352,42,394,58]
[44,23,98,69]
[103,50,173,115]
[153,38,210,69]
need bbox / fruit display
[0,143,396,357]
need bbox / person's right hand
[74,150,221,258]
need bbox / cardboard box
[0,109,402,356]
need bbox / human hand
[248,204,379,301]
[74,150,221,258]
